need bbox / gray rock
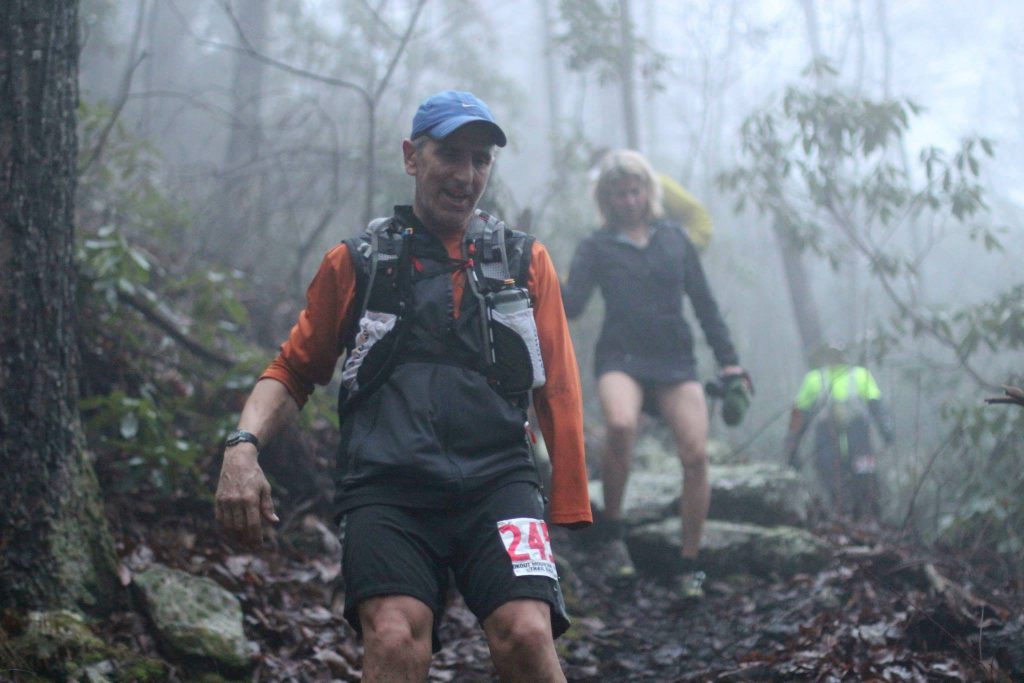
[587,463,810,527]
[587,472,679,526]
[133,564,253,672]
[708,463,810,526]
[627,518,831,578]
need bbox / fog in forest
[76,0,1023,538]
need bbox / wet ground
[107,500,1023,682]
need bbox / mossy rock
[4,609,168,682]
[133,564,253,673]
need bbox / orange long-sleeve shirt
[261,232,592,528]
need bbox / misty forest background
[67,0,1024,567]
[2,0,1024,679]
[6,0,1024,636]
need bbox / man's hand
[216,446,279,548]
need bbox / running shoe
[606,538,636,582]
[678,570,706,600]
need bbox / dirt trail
[107,505,1022,682]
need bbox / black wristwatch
[225,430,260,451]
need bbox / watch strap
[225,429,260,450]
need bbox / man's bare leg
[483,598,566,683]
[359,595,433,682]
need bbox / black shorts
[595,351,698,387]
[597,355,700,416]
[341,481,570,652]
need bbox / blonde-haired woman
[562,149,748,597]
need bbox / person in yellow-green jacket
[784,344,894,520]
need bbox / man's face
[607,175,649,228]
[403,123,496,236]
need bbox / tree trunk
[876,0,893,98]
[0,0,119,614]
[772,227,825,362]
[799,0,823,62]
[617,0,640,149]
[770,0,827,366]
[539,0,562,172]
[363,99,376,227]
[641,0,657,151]
[212,0,269,263]
[876,0,921,304]
[699,0,741,196]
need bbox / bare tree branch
[358,0,403,42]
[985,385,1024,408]
[820,187,997,390]
[372,0,428,103]
[79,0,149,174]
[361,0,429,223]
[127,89,238,124]
[216,0,370,104]
[900,436,955,532]
[117,289,236,368]
[292,208,339,292]
[212,0,428,226]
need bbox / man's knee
[486,606,564,682]
[499,617,551,653]
[360,597,432,663]
[365,618,419,652]
[485,600,554,657]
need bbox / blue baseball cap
[411,90,507,147]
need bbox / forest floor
[105,491,1024,683]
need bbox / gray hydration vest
[331,209,546,510]
[338,209,544,415]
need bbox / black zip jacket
[562,220,738,380]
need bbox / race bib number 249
[497,517,558,580]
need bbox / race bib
[497,517,557,580]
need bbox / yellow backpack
[659,174,713,251]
